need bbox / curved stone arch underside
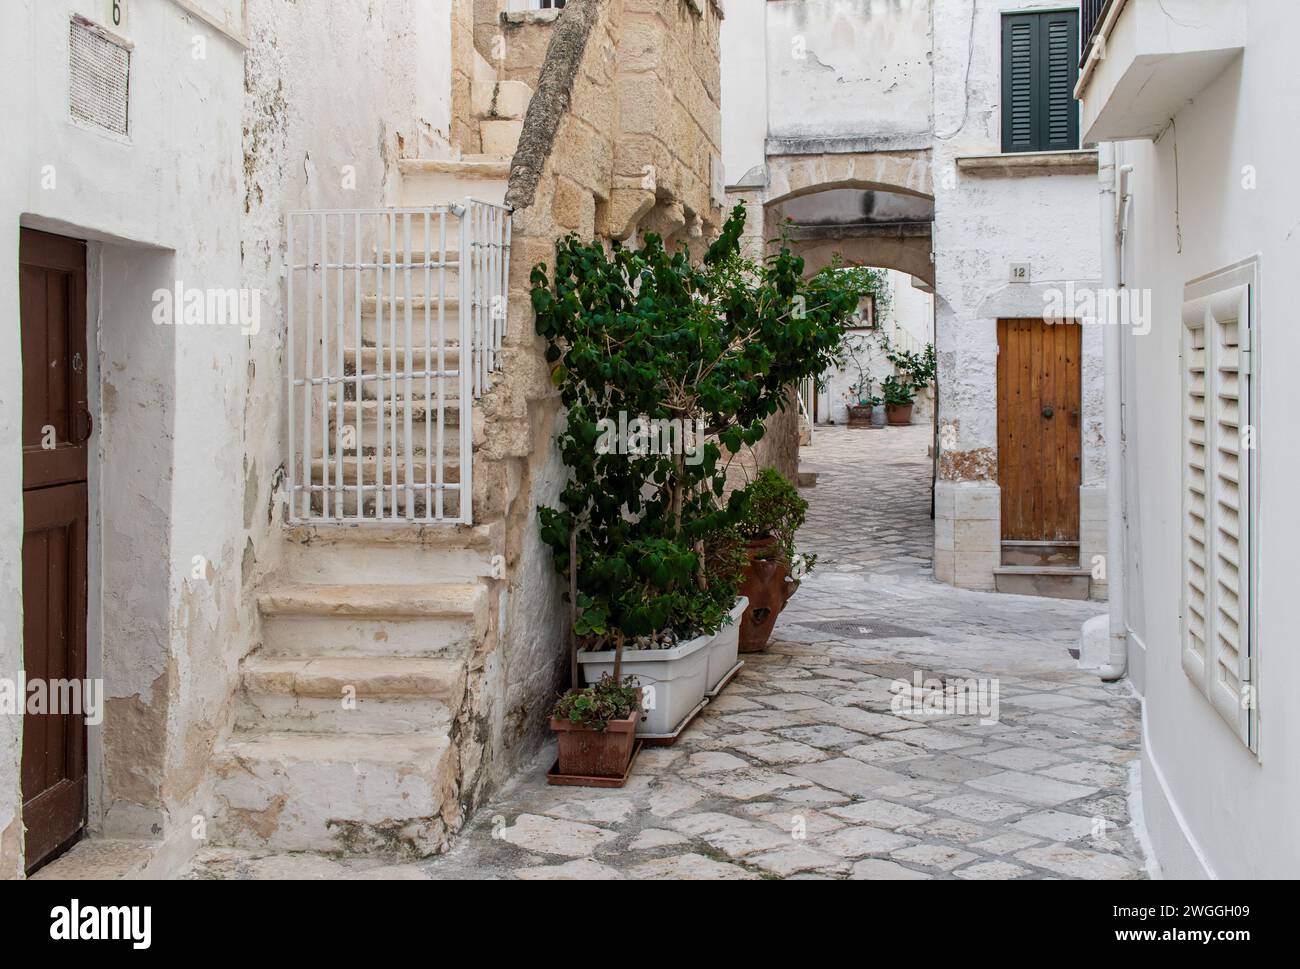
[764,149,934,208]
[787,234,935,287]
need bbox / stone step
[258,582,485,657]
[308,456,462,486]
[209,731,457,855]
[480,118,523,156]
[398,157,510,208]
[235,655,466,734]
[993,565,1092,601]
[280,522,497,584]
[1001,540,1081,567]
[305,489,467,524]
[327,399,463,433]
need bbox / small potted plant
[550,674,641,783]
[882,374,916,425]
[735,469,816,652]
[841,333,880,428]
[847,388,881,428]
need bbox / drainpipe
[1097,142,1128,682]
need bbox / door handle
[1042,407,1054,419]
[74,408,94,443]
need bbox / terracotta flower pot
[885,402,914,425]
[550,707,640,779]
[847,404,875,428]
[739,537,793,653]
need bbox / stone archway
[764,149,934,209]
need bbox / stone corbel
[604,183,657,241]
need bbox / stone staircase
[207,65,529,858]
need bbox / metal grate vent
[796,618,930,640]
[69,17,131,136]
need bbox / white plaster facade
[1079,0,1300,879]
[721,0,1108,595]
[0,0,456,878]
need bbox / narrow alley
[186,425,1148,881]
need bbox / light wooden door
[997,318,1081,542]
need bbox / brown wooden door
[997,318,1081,542]
[19,228,90,871]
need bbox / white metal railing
[286,199,511,524]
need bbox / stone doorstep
[993,566,1092,601]
[29,839,162,881]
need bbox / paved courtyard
[188,424,1148,880]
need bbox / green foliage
[735,468,815,574]
[842,333,880,406]
[879,332,937,392]
[533,203,865,652]
[881,374,916,406]
[831,264,893,325]
[553,675,641,732]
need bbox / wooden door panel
[19,227,89,872]
[998,318,1081,542]
[20,230,89,490]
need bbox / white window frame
[1180,256,1260,754]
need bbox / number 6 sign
[108,0,125,28]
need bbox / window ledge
[955,150,1098,178]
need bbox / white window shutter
[1209,297,1253,741]
[1182,265,1256,751]
[1180,317,1210,688]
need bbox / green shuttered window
[1002,10,1080,154]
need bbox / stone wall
[463,0,725,794]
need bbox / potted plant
[880,336,936,426]
[882,374,916,426]
[532,204,864,740]
[550,674,641,782]
[734,469,816,651]
[841,332,880,428]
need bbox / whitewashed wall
[0,0,452,876]
[930,0,1103,589]
[1113,0,1300,878]
[766,0,933,152]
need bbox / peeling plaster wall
[0,0,453,876]
[766,0,933,152]
[930,0,1103,589]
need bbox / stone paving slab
[186,425,1147,881]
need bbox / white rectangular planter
[705,597,747,695]
[577,598,746,737]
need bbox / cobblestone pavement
[187,424,1147,880]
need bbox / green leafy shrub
[735,468,815,574]
[552,675,641,731]
[532,203,866,675]
[882,374,917,406]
